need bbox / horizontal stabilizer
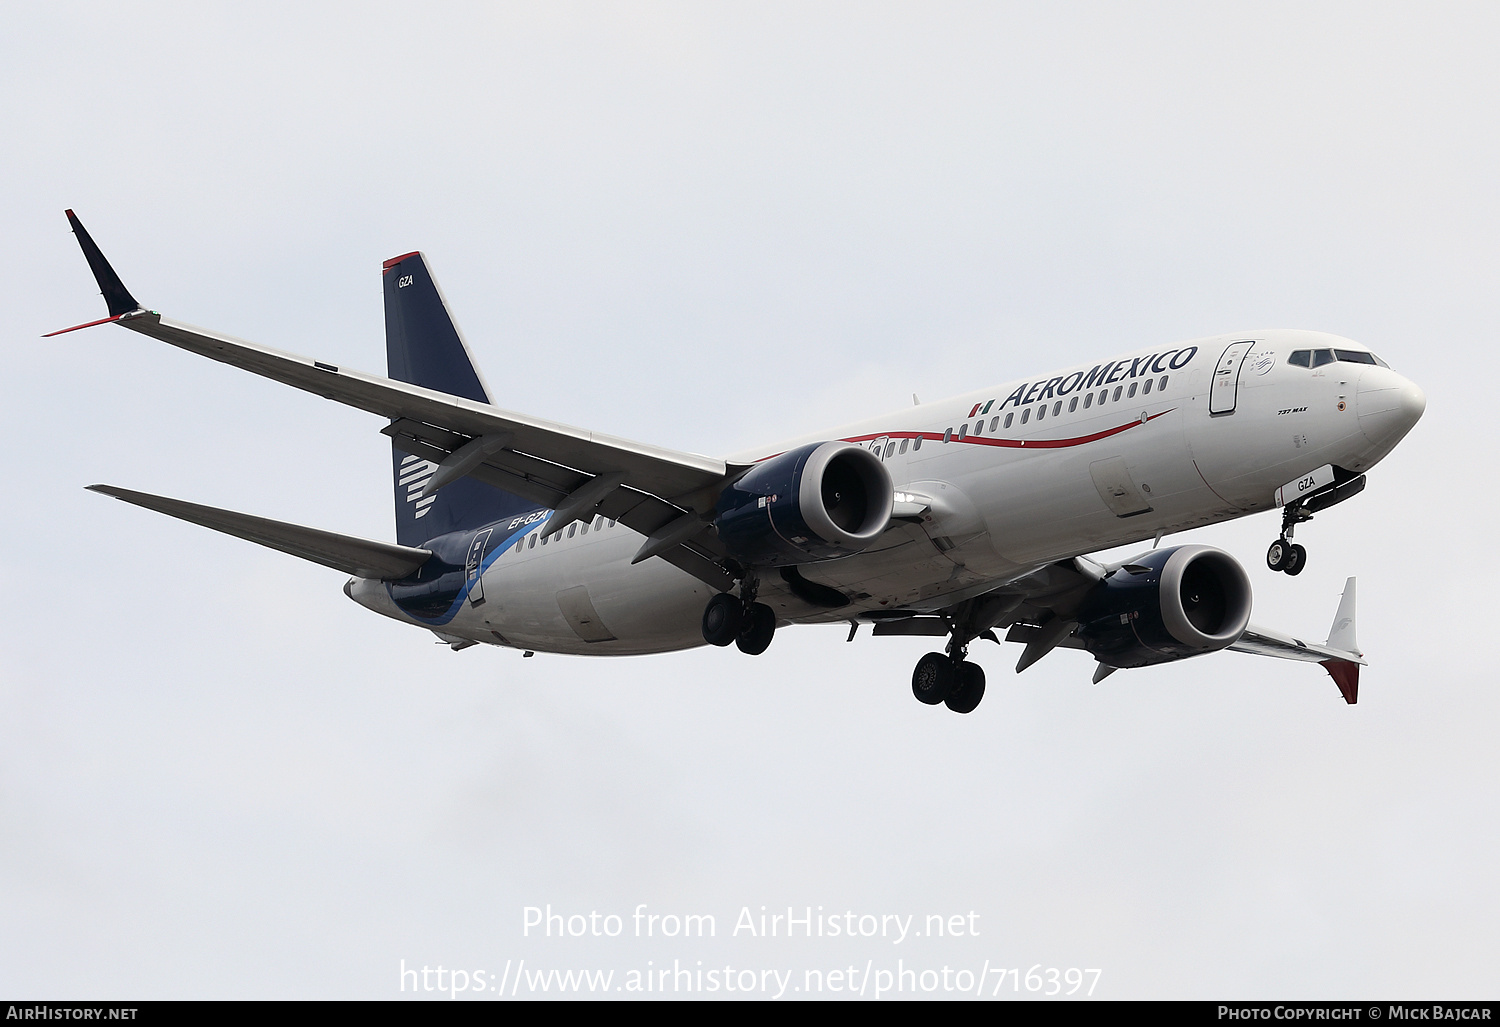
[87,485,432,580]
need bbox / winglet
[1322,578,1360,703]
[45,210,143,335]
[1321,659,1359,704]
[66,209,141,316]
[1325,577,1359,656]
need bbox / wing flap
[88,484,432,580]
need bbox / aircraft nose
[1356,367,1426,448]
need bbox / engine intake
[715,442,894,566]
[1076,544,1252,669]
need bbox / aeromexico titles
[53,211,1425,713]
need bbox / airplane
[50,210,1425,713]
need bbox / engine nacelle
[1076,544,1253,669]
[715,442,894,566]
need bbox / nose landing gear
[1267,502,1311,576]
[1266,469,1369,576]
[1266,537,1307,576]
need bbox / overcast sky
[2,2,1497,1000]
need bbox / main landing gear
[1266,501,1310,576]
[907,594,1017,714]
[911,647,986,715]
[701,582,777,656]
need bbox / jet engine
[714,442,894,566]
[1076,544,1253,669]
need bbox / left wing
[50,211,744,590]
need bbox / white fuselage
[348,329,1424,656]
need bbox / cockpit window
[1289,347,1389,369]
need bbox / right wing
[879,560,1365,703]
[52,212,744,590]
[1228,577,1363,703]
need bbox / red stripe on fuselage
[843,409,1174,450]
[754,409,1175,462]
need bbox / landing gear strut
[1267,502,1310,576]
[701,578,777,655]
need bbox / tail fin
[382,252,537,547]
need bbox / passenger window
[1084,392,1093,409]
[885,442,895,458]
[1159,375,1168,390]
[913,436,922,451]
[1036,405,1046,421]
[1143,378,1152,394]
[568,523,577,538]
[1112,386,1123,401]
[539,533,547,546]
[1020,408,1030,424]
[958,424,968,439]
[943,428,952,443]
[1052,400,1062,416]
[973,420,982,435]
[899,438,909,454]
[1127,382,1138,398]
[608,519,617,527]
[989,416,998,432]
[1287,350,1311,368]
[1003,412,1013,428]
[1312,349,1335,367]
[1069,397,1078,412]
[1099,389,1109,404]
[594,515,604,529]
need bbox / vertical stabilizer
[382,252,537,547]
